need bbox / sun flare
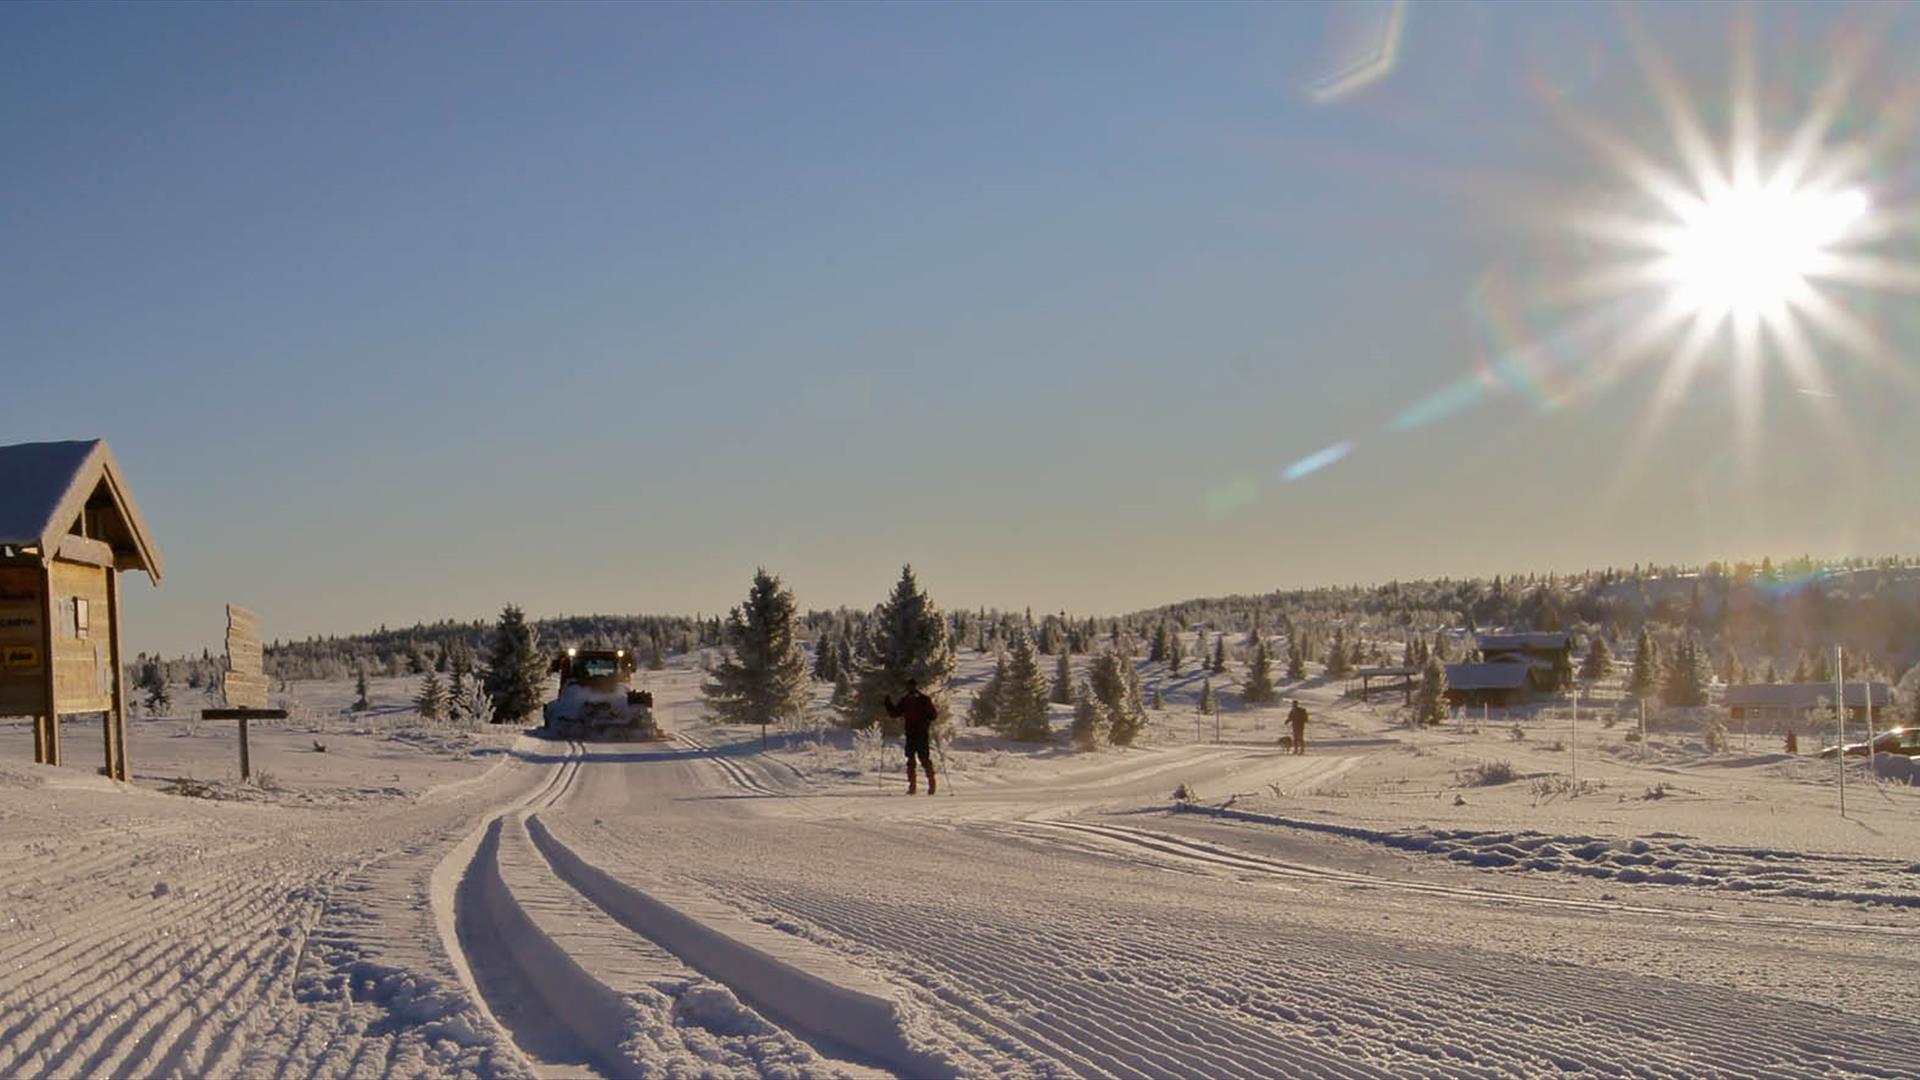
[1656,183,1869,322]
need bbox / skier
[1286,699,1310,755]
[884,678,938,795]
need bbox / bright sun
[1656,183,1870,321]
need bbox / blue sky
[5,3,1918,656]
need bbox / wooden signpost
[202,604,286,782]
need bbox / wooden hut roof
[0,439,162,583]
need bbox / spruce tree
[1579,635,1613,684]
[414,670,446,721]
[1198,678,1217,716]
[353,666,371,713]
[1167,631,1183,675]
[1415,654,1449,726]
[704,568,812,728]
[811,636,839,683]
[483,604,545,724]
[1661,634,1711,707]
[138,658,171,715]
[1627,626,1659,700]
[997,624,1053,742]
[1070,682,1106,749]
[1325,628,1354,679]
[1150,621,1170,664]
[968,652,1006,728]
[1051,650,1074,705]
[841,565,955,734]
[1090,648,1147,746]
[447,646,472,721]
[1213,636,1229,674]
[1284,637,1306,681]
[1243,637,1278,705]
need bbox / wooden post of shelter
[202,604,286,783]
[0,440,162,781]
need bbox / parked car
[1819,727,1920,759]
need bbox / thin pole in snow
[1863,669,1877,786]
[1835,645,1846,817]
[1570,685,1578,790]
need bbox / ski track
[699,848,1917,1079]
[0,745,553,1080]
[677,731,787,797]
[1012,817,1920,939]
[6,715,1918,1080]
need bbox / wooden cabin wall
[50,559,113,715]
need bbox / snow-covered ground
[1,649,1916,1078]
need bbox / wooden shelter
[0,440,162,779]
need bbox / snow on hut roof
[1477,632,1571,652]
[1723,683,1891,709]
[1444,662,1533,690]
[0,439,162,582]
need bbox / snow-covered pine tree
[138,658,170,715]
[997,624,1052,742]
[1415,654,1449,726]
[1167,631,1183,675]
[841,565,955,734]
[1090,648,1147,746]
[967,652,1006,727]
[1324,628,1354,679]
[415,670,446,721]
[353,666,371,712]
[1150,621,1170,664]
[1660,634,1711,707]
[1244,607,1266,648]
[1198,678,1216,716]
[1213,636,1228,674]
[483,604,545,724]
[1627,626,1659,700]
[811,635,839,682]
[1243,637,1278,705]
[1051,649,1074,705]
[1579,635,1613,684]
[704,568,812,728]
[1070,682,1106,749]
[1284,636,1306,681]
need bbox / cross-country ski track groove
[1010,817,1920,939]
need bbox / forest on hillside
[131,556,1920,703]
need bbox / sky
[5,2,1920,657]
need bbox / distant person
[1286,699,1310,755]
[884,679,938,795]
[1784,729,1798,755]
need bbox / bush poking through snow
[1643,782,1670,800]
[1528,775,1604,804]
[161,775,216,799]
[1703,717,1730,753]
[1510,724,1527,742]
[1456,760,1517,787]
[1172,782,1197,804]
[312,739,328,753]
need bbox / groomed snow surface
[1,654,1916,1079]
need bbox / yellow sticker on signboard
[4,645,40,671]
